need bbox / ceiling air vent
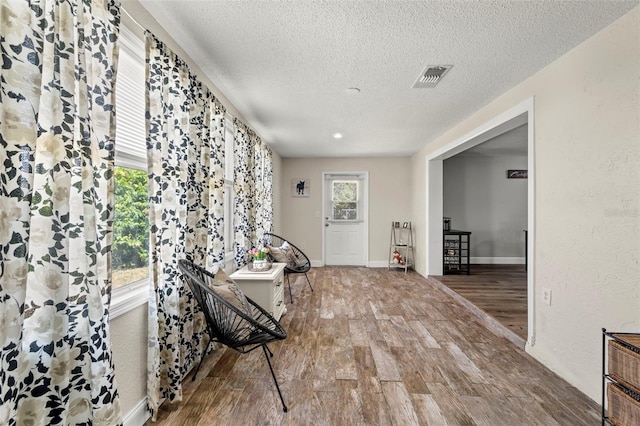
[412,65,452,88]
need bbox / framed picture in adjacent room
[291,178,310,197]
[507,169,528,179]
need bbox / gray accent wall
[443,136,527,261]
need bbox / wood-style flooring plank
[369,338,402,382]
[359,390,393,426]
[333,344,358,381]
[407,319,442,349]
[353,345,382,394]
[411,393,447,425]
[427,381,478,425]
[146,266,599,426]
[389,346,431,395]
[380,381,422,425]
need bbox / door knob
[325,223,329,227]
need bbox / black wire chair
[263,232,313,304]
[177,259,288,412]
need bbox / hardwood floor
[433,264,528,345]
[147,267,599,425]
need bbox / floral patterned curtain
[0,1,122,425]
[262,144,274,235]
[145,33,226,419]
[232,120,254,268]
[253,139,273,245]
[205,99,227,266]
[186,79,227,267]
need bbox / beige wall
[280,157,412,264]
[111,305,148,417]
[411,6,640,402]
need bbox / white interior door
[323,173,367,266]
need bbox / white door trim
[321,171,369,267]
[424,97,536,348]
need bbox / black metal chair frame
[263,232,313,304]
[177,259,288,412]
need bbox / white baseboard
[312,258,524,267]
[310,260,391,268]
[471,257,525,264]
[122,398,150,426]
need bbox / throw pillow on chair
[269,241,299,269]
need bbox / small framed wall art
[292,178,310,197]
[507,169,528,179]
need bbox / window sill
[111,279,148,320]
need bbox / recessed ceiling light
[332,133,343,139]
[345,87,360,95]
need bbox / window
[112,166,149,289]
[111,23,148,316]
[331,180,359,221]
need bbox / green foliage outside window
[332,181,359,220]
[113,166,149,275]
[332,181,358,202]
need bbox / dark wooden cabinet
[602,329,640,425]
[443,230,471,275]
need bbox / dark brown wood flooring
[147,266,598,425]
[432,264,528,346]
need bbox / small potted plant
[248,246,271,271]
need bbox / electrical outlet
[542,287,552,306]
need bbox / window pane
[333,202,358,220]
[114,25,146,164]
[332,181,358,202]
[112,166,149,289]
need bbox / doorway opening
[425,98,535,348]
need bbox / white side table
[230,263,287,321]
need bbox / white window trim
[111,278,148,319]
[110,21,148,320]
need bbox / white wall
[411,6,640,402]
[444,154,527,261]
[281,157,412,265]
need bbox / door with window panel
[324,175,366,266]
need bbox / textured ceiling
[132,1,637,158]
